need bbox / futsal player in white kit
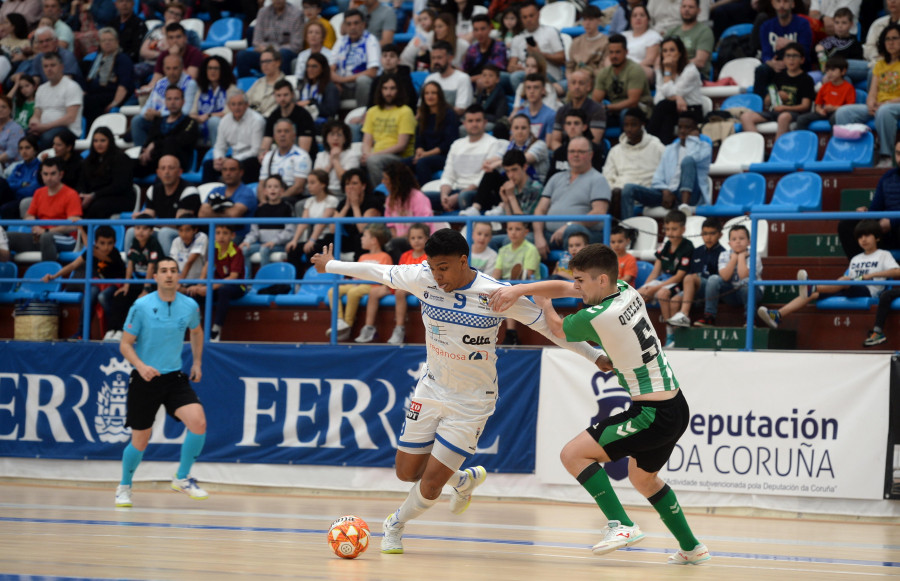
[311,228,602,554]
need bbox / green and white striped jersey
[562,280,680,398]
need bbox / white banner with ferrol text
[537,350,890,501]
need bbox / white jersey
[325,260,598,405]
[563,280,679,399]
[846,249,900,297]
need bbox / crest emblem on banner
[94,357,133,443]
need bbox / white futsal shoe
[381,513,405,554]
[591,520,645,555]
[668,543,711,565]
[115,484,132,507]
[449,466,487,515]
[171,475,209,500]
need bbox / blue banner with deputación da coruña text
[0,342,539,473]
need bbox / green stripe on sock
[579,464,633,527]
[650,487,699,551]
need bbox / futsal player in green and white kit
[490,243,710,565]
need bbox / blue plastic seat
[181,149,208,184]
[750,172,822,213]
[233,262,297,306]
[0,261,18,302]
[720,23,754,40]
[394,19,416,44]
[748,130,818,173]
[816,296,876,310]
[237,76,256,93]
[274,269,340,306]
[410,71,428,96]
[697,172,766,216]
[802,131,874,172]
[201,17,243,49]
[634,260,654,289]
[720,93,763,113]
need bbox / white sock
[395,481,439,524]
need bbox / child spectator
[185,224,247,342]
[108,215,165,341]
[668,218,724,327]
[551,231,589,280]
[492,149,542,221]
[325,223,393,341]
[815,7,865,83]
[41,225,125,340]
[694,224,761,327]
[10,74,37,130]
[740,43,815,140]
[608,226,638,284]
[494,220,541,345]
[759,220,899,330]
[356,223,430,345]
[635,210,694,346]
[170,217,208,283]
[796,56,855,130]
[286,170,339,271]
[864,267,900,346]
[512,73,556,142]
[469,221,497,273]
[240,176,297,267]
[0,135,40,219]
[474,64,508,125]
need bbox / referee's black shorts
[126,370,201,430]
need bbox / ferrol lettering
[618,296,644,325]
[462,334,491,345]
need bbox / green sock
[576,463,633,526]
[649,484,699,551]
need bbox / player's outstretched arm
[489,280,579,312]
[533,295,564,338]
[508,294,602,364]
[310,243,336,273]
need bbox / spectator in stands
[473,64,507,125]
[301,0,336,50]
[191,55,235,148]
[132,54,196,148]
[259,119,312,204]
[361,73,416,188]
[362,43,417,115]
[382,161,434,254]
[399,8,436,71]
[836,24,900,169]
[46,128,80,188]
[665,0,714,79]
[412,80,458,186]
[668,217,723,328]
[186,224,247,341]
[0,135,40,218]
[810,0,860,36]
[760,221,896,331]
[108,214,163,340]
[298,52,340,125]
[78,126,134,219]
[511,53,561,113]
[331,9,381,109]
[29,52,83,150]
[549,69,605,150]
[463,13,508,88]
[438,104,504,211]
[648,37,703,145]
[0,95,24,168]
[621,112,711,219]
[11,26,82,85]
[0,226,10,261]
[135,3,200,82]
[314,119,360,196]
[753,0,812,99]
[112,0,145,64]
[469,220,496,273]
[593,34,653,129]
[7,156,80,260]
[83,27,134,127]
[796,55,854,130]
[511,73,556,142]
[608,226,637,284]
[550,230,588,280]
[838,141,900,259]
[865,0,900,65]
[507,1,565,90]
[359,0,396,46]
[533,136,612,256]
[623,4,662,80]
[433,12,469,69]
[140,23,204,94]
[199,157,257,243]
[495,148,542,218]
[246,47,287,117]
[240,174,295,267]
[294,20,335,81]
[135,86,199,178]
[602,108,665,218]
[331,167,385,260]
[129,154,199,252]
[546,108,606,182]
[423,41,473,116]
[206,89,266,183]
[10,73,36,130]
[815,7,865,83]
[566,6,608,82]
[42,0,73,51]
[236,0,303,78]
[649,0,710,34]
[740,42,814,139]
[171,216,206,284]
[709,0,755,40]
[0,15,32,66]
[496,6,522,49]
[0,0,41,28]
[285,170,337,268]
[259,79,317,168]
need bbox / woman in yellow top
[361,73,417,187]
[835,23,900,168]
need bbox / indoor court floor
[1,481,898,580]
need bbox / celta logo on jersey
[462,334,491,345]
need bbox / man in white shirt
[507,1,565,89]
[602,108,665,213]
[30,52,82,150]
[258,119,312,203]
[203,89,266,183]
[437,104,505,212]
[423,41,473,116]
[331,8,381,108]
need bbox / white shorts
[397,397,496,470]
